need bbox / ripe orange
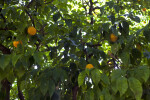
[27,26,36,35]
[13,41,22,48]
[142,8,146,11]
[86,64,94,69]
[110,33,118,42]
[144,21,146,23]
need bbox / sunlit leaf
[91,68,101,85]
[78,71,86,87]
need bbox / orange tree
[0,0,150,100]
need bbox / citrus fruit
[13,41,22,48]
[110,33,118,42]
[142,8,146,11]
[27,26,36,35]
[86,64,94,69]
[144,21,146,23]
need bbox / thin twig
[24,9,35,27]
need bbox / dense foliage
[0,0,150,100]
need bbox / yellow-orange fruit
[13,41,22,48]
[27,26,36,35]
[86,64,94,69]
[110,33,118,42]
[144,21,146,23]
[142,8,146,11]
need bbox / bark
[18,86,25,100]
[89,0,94,24]
[72,86,79,100]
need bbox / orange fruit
[142,8,146,11]
[110,33,118,42]
[13,41,22,48]
[144,21,146,23]
[27,26,36,35]
[86,64,94,69]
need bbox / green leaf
[102,88,111,100]
[134,66,150,82]
[79,58,87,69]
[116,77,128,96]
[91,69,101,85]
[130,15,140,23]
[0,55,11,70]
[12,54,22,67]
[49,80,55,98]
[100,73,110,85]
[113,5,120,13]
[111,69,122,82]
[7,69,15,83]
[33,52,44,65]
[85,89,94,100]
[78,71,86,87]
[143,30,150,42]
[93,86,101,100]
[106,1,114,9]
[52,68,67,82]
[111,81,118,94]
[88,58,99,68]
[40,79,49,96]
[111,43,120,55]
[120,51,129,65]
[15,63,25,78]
[128,77,143,100]
[102,23,110,32]
[53,12,61,22]
[65,19,72,27]
[108,15,115,24]
[122,21,129,35]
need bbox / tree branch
[0,8,6,22]
[89,0,94,24]
[45,0,54,4]
[0,44,11,54]
[0,44,11,100]
[24,9,35,27]
[72,86,78,100]
[17,85,25,100]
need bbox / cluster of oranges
[13,26,36,48]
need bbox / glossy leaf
[91,68,101,85]
[78,71,86,87]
